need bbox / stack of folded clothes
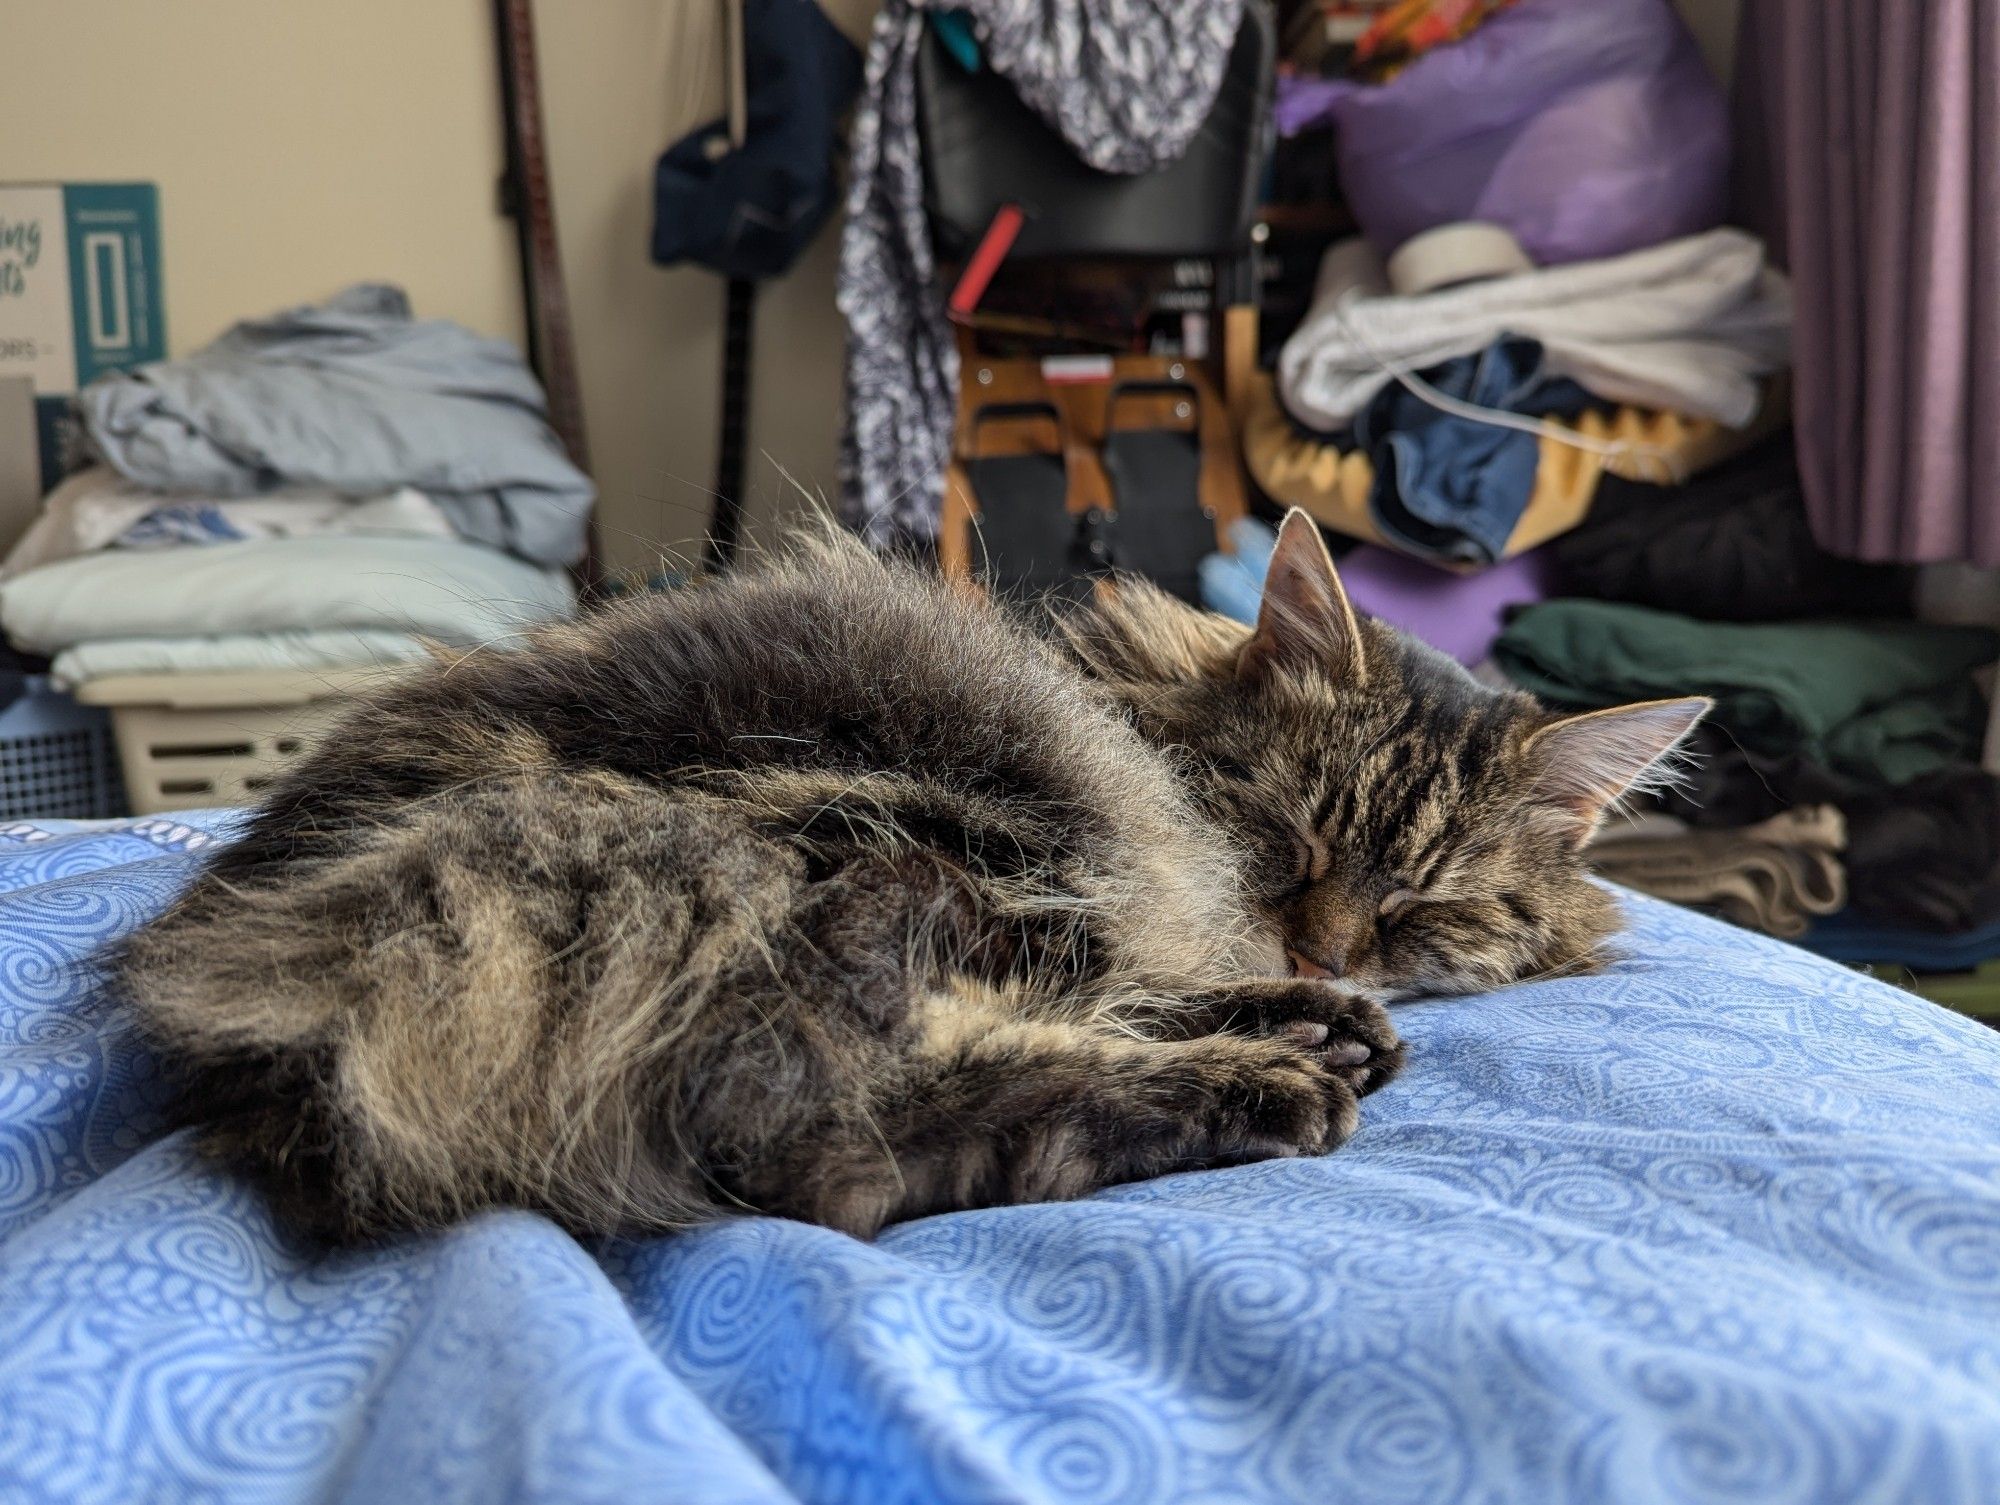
[1484,433,2000,1018]
[1585,807,1846,940]
[1492,601,1995,787]
[0,284,586,688]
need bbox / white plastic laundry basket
[74,668,402,813]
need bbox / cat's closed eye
[1378,887,1418,923]
[1289,830,1336,893]
[1208,753,1257,783]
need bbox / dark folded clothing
[1801,912,2000,972]
[1845,783,2000,932]
[1663,729,2000,934]
[1552,431,1911,621]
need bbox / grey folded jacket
[80,284,593,568]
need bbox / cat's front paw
[1274,983,1406,1098]
[1198,979,1406,1097]
[1200,1039,1362,1160]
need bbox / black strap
[708,276,757,570]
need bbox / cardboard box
[0,376,37,555]
[0,183,165,489]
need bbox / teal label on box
[60,183,165,387]
[0,182,164,487]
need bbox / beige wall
[1,1,523,354]
[5,0,1738,577]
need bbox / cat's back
[169,532,1271,1034]
[250,531,1170,840]
[555,535,1111,791]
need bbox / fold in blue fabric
[4,817,2000,1503]
[1352,336,1593,567]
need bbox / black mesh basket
[0,678,126,821]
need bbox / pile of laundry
[1249,0,1790,581]
[0,284,586,689]
[1202,0,2000,1020]
[1520,435,2000,1012]
[1260,227,1792,572]
[1212,0,1798,660]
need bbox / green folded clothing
[1495,600,1999,785]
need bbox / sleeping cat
[113,511,1705,1244]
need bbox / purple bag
[1278,0,1728,266]
[1338,544,1553,667]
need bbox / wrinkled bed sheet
[2,815,1997,1504]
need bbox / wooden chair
[937,334,1252,589]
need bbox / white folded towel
[1,467,454,581]
[1277,228,1793,431]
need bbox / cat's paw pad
[1306,987,1404,1097]
[1217,980,1406,1097]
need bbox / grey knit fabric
[838,0,1243,547]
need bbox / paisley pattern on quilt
[1,816,1998,1504]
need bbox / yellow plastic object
[1242,373,1791,568]
[73,667,406,813]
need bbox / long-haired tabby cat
[114,511,1705,1244]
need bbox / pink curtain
[1735,0,2000,565]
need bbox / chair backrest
[917,4,1275,262]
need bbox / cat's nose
[1289,949,1344,980]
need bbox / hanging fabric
[1734,0,2000,565]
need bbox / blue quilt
[2,816,1998,1505]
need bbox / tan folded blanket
[1588,806,1846,939]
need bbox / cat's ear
[1522,697,1711,841]
[1238,510,1368,685]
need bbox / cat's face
[1066,512,1708,1000]
[1182,655,1707,1000]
